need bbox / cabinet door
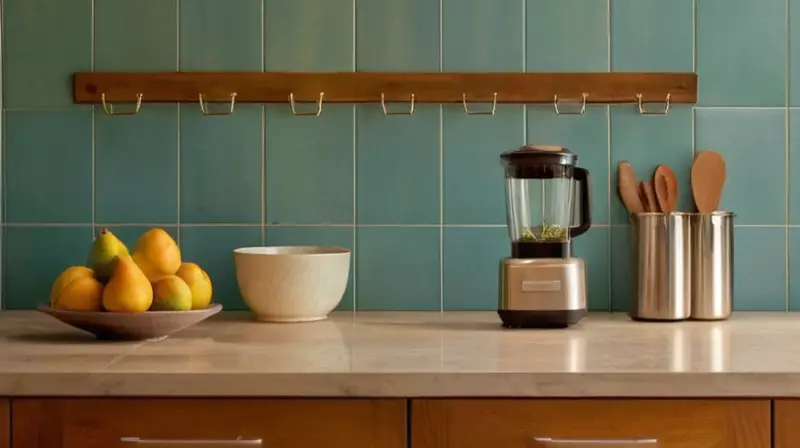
[774,399,800,447]
[1,399,8,448]
[412,399,770,448]
[12,398,406,448]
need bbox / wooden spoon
[617,161,645,214]
[691,150,727,213]
[640,181,660,212]
[653,164,679,213]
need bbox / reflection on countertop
[0,310,798,397]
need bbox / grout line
[1,0,5,311]
[0,222,626,228]
[695,106,787,110]
[786,0,791,311]
[90,0,96,238]
[692,0,697,74]
[351,0,358,313]
[606,0,612,312]
[260,0,266,247]
[438,0,444,312]
[175,0,181,246]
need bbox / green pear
[88,228,129,281]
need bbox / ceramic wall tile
[734,227,786,311]
[526,0,608,72]
[265,226,355,310]
[787,110,800,224]
[5,111,93,223]
[95,106,179,224]
[95,0,178,71]
[357,0,439,71]
[697,0,787,106]
[356,227,441,310]
[695,109,786,225]
[611,0,694,71]
[609,105,693,224]
[181,0,262,71]
[179,226,262,310]
[4,226,94,309]
[528,105,610,225]
[788,228,800,310]
[610,225,632,312]
[4,0,92,108]
[442,0,523,71]
[791,0,800,106]
[180,105,262,224]
[356,106,440,225]
[442,226,508,310]
[265,104,354,224]
[265,0,354,71]
[443,105,525,225]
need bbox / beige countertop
[0,310,799,397]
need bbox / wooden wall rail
[74,72,697,105]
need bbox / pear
[51,266,103,311]
[132,228,181,282]
[176,262,213,310]
[102,254,153,313]
[151,275,192,311]
[88,228,128,282]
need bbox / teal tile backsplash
[2,0,800,312]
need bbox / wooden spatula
[653,164,678,213]
[617,161,645,214]
[691,150,727,213]
[640,181,659,212]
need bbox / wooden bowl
[36,303,223,341]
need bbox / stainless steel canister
[689,212,734,320]
[629,212,692,321]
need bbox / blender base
[497,309,586,329]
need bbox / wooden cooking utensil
[653,164,678,213]
[691,150,727,213]
[617,161,645,214]
[640,181,659,212]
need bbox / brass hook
[553,93,588,115]
[462,92,497,115]
[100,93,143,116]
[288,92,325,116]
[198,93,237,116]
[636,93,671,115]
[380,93,415,115]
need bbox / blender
[498,145,592,329]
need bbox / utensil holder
[629,212,692,321]
[689,212,734,320]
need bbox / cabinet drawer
[1,399,8,448]
[412,399,769,448]
[774,399,800,447]
[12,398,406,448]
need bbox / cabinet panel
[412,399,770,448]
[1,399,8,448]
[12,398,406,448]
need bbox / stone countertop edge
[1,310,799,398]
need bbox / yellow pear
[132,228,181,282]
[102,254,153,313]
[51,266,103,311]
[151,275,193,311]
[175,262,213,310]
[87,228,129,281]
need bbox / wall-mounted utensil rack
[73,72,697,116]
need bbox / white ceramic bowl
[233,246,351,322]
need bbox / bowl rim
[37,303,223,316]
[233,246,351,256]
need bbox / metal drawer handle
[120,437,262,446]
[534,437,658,446]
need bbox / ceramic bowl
[37,303,223,341]
[233,246,351,322]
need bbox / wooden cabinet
[774,399,800,447]
[0,399,8,448]
[411,399,770,448]
[12,398,406,448]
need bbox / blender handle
[569,167,592,238]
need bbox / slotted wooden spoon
[617,161,645,214]
[653,164,679,213]
[691,150,727,213]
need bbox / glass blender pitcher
[498,145,592,329]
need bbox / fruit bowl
[36,303,222,341]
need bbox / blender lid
[501,144,578,166]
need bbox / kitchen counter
[0,310,799,397]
